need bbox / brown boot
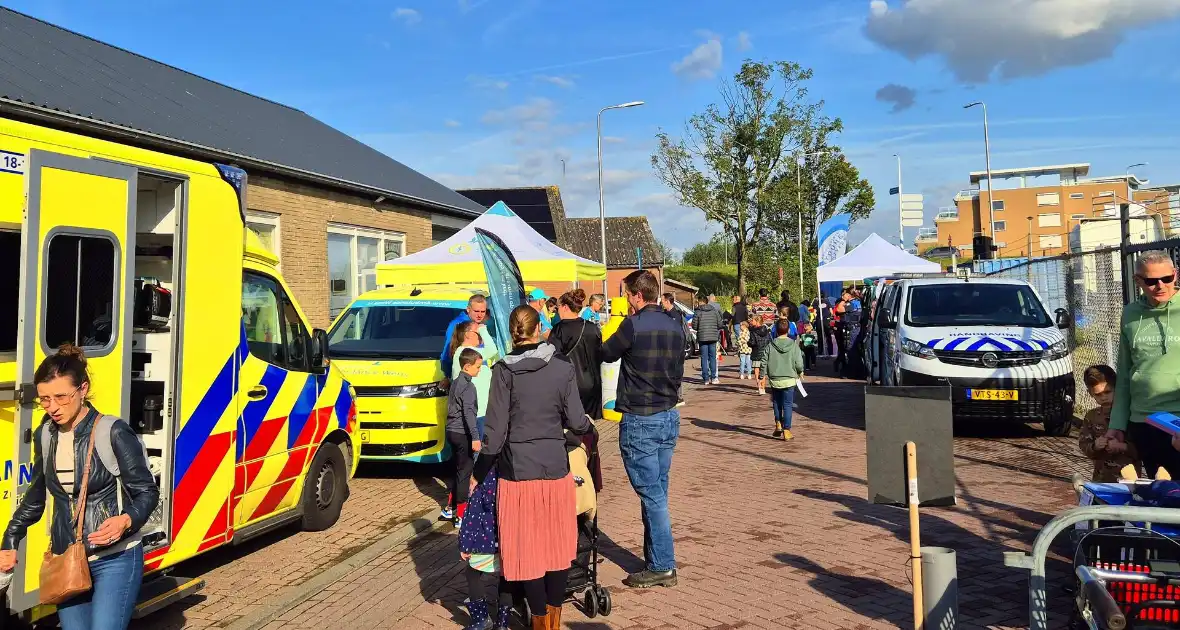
[530,611,550,630]
[547,604,562,628]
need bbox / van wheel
[301,444,348,531]
[1043,415,1073,437]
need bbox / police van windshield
[905,283,1052,328]
[328,304,463,359]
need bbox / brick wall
[247,175,434,329]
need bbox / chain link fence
[983,238,1180,418]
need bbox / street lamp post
[964,102,995,240]
[1126,162,1147,200]
[894,154,903,248]
[597,101,645,298]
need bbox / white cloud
[392,7,421,25]
[480,97,556,128]
[444,119,462,128]
[865,0,1180,83]
[736,31,753,52]
[602,136,626,145]
[671,37,723,81]
[535,75,576,89]
[466,75,510,91]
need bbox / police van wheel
[302,444,348,531]
[1043,415,1072,437]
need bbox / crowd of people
[440,271,685,629]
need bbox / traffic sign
[901,217,924,227]
[901,201,923,211]
[900,193,923,203]
[901,210,924,220]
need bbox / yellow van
[327,285,522,463]
[0,116,359,621]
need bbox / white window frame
[246,210,282,269]
[326,223,406,317]
[993,220,1007,232]
[1038,234,1063,250]
[1098,191,1114,198]
[991,199,1005,211]
[1037,192,1060,207]
[1037,213,1062,228]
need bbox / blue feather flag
[474,227,527,357]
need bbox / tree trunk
[734,237,747,297]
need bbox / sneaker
[712,378,721,385]
[772,424,783,438]
[782,429,793,441]
[439,506,454,521]
[758,386,765,395]
[623,569,678,588]
[792,402,799,410]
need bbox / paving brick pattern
[231,356,1086,630]
[132,464,449,629]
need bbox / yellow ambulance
[0,116,359,621]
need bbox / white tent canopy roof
[817,233,941,282]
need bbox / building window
[1098,191,1114,197]
[991,200,1005,211]
[1039,234,1063,250]
[993,220,1007,232]
[1037,192,1060,206]
[246,210,281,266]
[1070,192,1085,200]
[327,224,406,319]
[1071,213,1085,220]
[1037,213,1062,228]
[44,233,118,353]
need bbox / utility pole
[597,100,645,297]
[965,102,995,238]
[895,154,904,248]
[1026,216,1033,282]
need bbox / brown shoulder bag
[39,425,97,605]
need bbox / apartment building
[920,163,1169,260]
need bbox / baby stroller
[513,430,612,621]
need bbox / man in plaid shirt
[602,270,685,589]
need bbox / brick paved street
[134,353,1093,630]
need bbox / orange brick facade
[927,178,1171,260]
[246,174,435,329]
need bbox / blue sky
[10,0,1180,254]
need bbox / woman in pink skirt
[472,305,593,629]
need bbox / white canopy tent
[817,233,940,282]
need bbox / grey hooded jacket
[474,343,592,483]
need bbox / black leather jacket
[2,406,159,556]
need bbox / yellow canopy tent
[376,201,605,286]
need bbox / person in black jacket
[549,289,603,420]
[473,306,592,629]
[692,297,723,384]
[1,344,159,630]
[731,295,749,349]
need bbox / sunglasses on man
[1137,274,1177,287]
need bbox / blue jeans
[771,386,795,430]
[699,343,717,381]
[739,353,752,376]
[57,544,143,630]
[620,409,680,572]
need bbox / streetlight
[796,148,837,297]
[597,100,645,297]
[964,102,995,240]
[893,154,903,248]
[1126,162,1147,198]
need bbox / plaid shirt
[602,304,685,416]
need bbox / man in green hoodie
[1106,251,1180,477]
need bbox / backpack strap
[93,415,122,476]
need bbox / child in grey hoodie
[446,348,483,523]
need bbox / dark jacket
[748,325,771,357]
[458,467,499,554]
[732,301,749,327]
[445,371,479,438]
[548,318,603,420]
[692,304,722,344]
[474,343,591,483]
[601,304,685,416]
[3,406,159,556]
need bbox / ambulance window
[281,293,311,372]
[242,272,286,365]
[1,231,17,354]
[43,234,117,352]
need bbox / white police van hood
[913,326,1064,352]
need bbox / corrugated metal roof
[561,217,664,267]
[0,7,484,217]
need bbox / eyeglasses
[1137,274,1176,287]
[38,387,81,408]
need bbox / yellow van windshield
[328,304,464,360]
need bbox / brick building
[922,163,1172,260]
[0,7,484,329]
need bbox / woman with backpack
[0,344,159,630]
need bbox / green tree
[652,60,822,296]
[654,238,680,265]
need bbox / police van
[868,273,1075,435]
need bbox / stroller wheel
[597,587,612,616]
[584,588,599,619]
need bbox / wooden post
[907,441,925,630]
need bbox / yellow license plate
[967,389,1018,401]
